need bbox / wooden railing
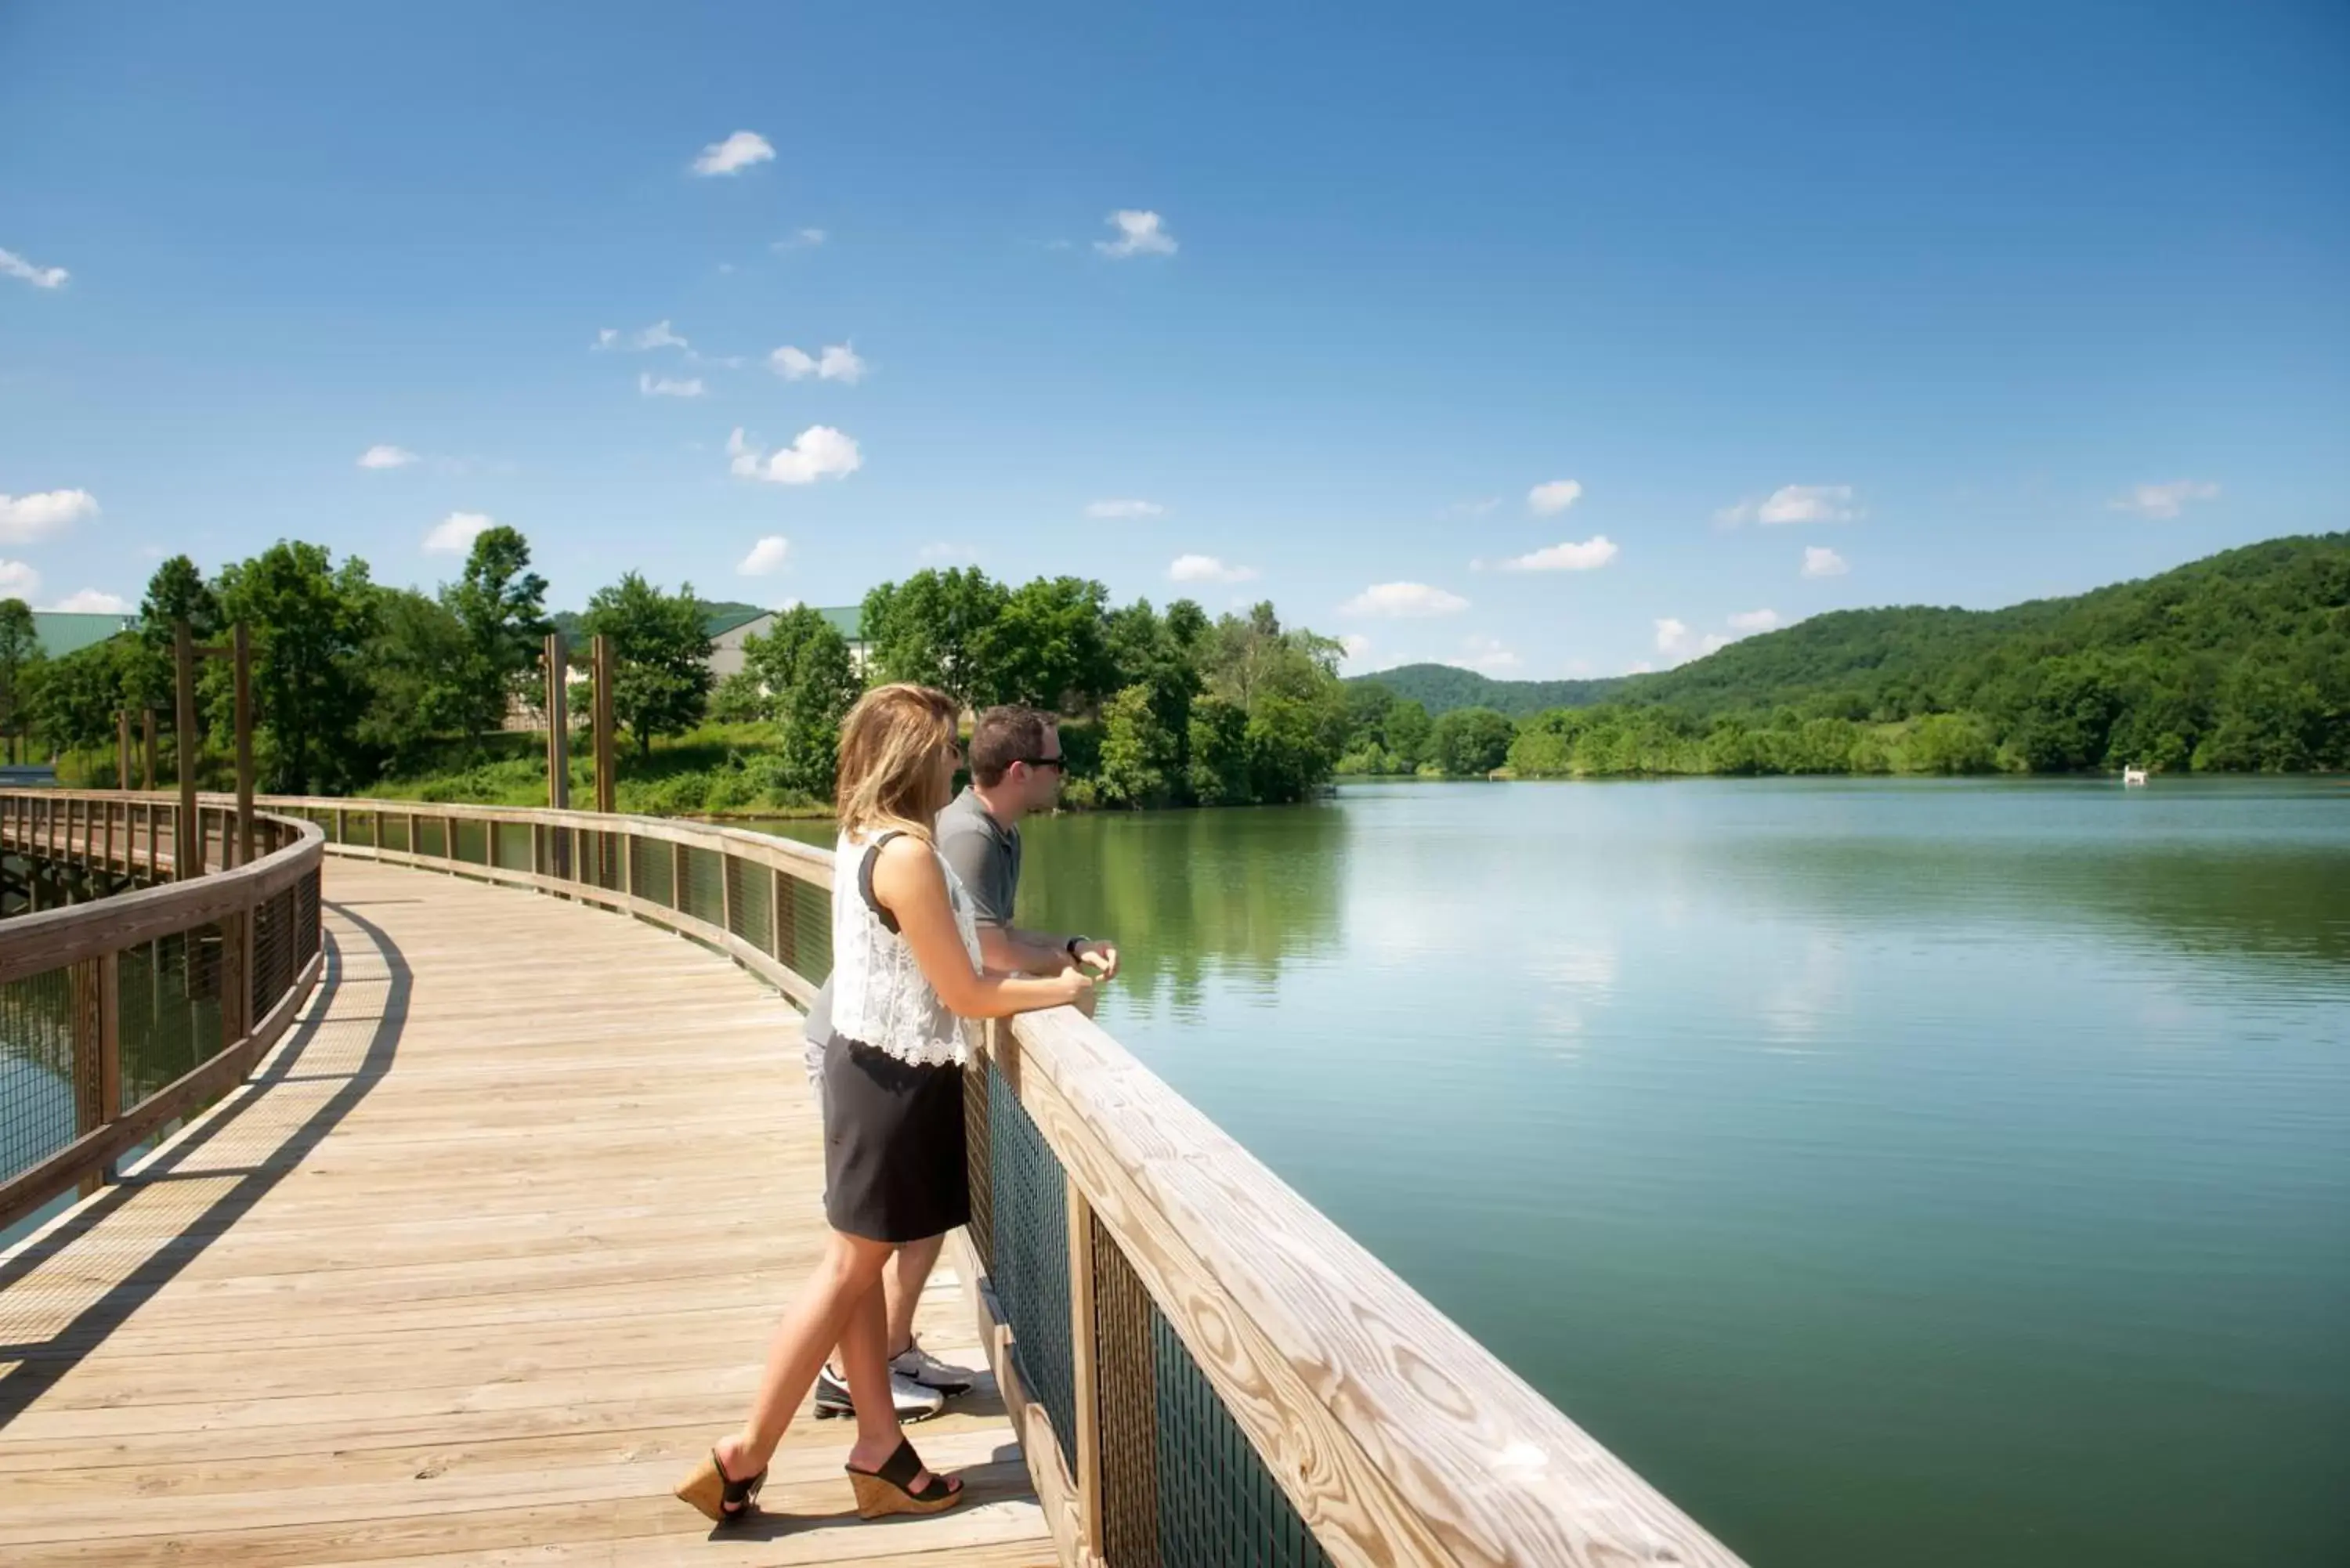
[0,790,325,1230]
[26,790,1746,1567]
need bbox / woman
[674,683,1092,1526]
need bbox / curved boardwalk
[0,859,1048,1567]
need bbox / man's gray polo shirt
[802,789,1020,1078]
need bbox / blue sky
[2,2,2345,678]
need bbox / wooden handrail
[0,790,326,1230]
[13,789,1743,1566]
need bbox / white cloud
[1528,479,1583,516]
[1502,534,1618,573]
[728,425,862,485]
[1727,609,1781,633]
[1716,485,1860,526]
[919,542,980,563]
[2110,479,2220,519]
[1760,484,1858,525]
[1338,633,1373,663]
[596,320,689,352]
[1096,209,1177,258]
[774,228,827,251]
[1658,610,1778,663]
[0,247,68,289]
[423,511,494,553]
[737,535,790,576]
[1448,635,1521,674]
[0,559,38,596]
[770,343,866,383]
[692,130,775,176]
[1343,582,1470,618]
[1085,498,1166,520]
[1443,497,1502,519]
[1654,618,1692,656]
[1168,554,1257,584]
[0,489,99,543]
[45,588,131,614]
[356,444,418,469]
[639,372,706,398]
[1802,546,1849,578]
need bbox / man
[801,703,1120,1421]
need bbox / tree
[1186,695,1251,806]
[580,573,713,758]
[1097,684,1180,807]
[215,541,381,793]
[359,588,473,771]
[0,599,42,764]
[862,568,1008,710]
[31,634,136,757]
[441,526,552,736]
[1433,706,1517,775]
[980,576,1115,713]
[741,605,860,798]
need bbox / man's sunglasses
[1014,756,1066,772]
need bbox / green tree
[441,526,552,736]
[0,598,43,764]
[1186,695,1251,806]
[358,588,473,771]
[580,573,713,758]
[1097,684,1180,807]
[1432,706,1517,775]
[981,576,1115,712]
[215,541,381,793]
[862,568,1008,710]
[31,634,136,757]
[741,605,860,797]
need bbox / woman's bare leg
[714,1229,894,1480]
[839,1274,946,1490]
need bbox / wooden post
[117,710,132,791]
[720,848,735,935]
[142,707,157,791]
[771,865,792,964]
[233,623,255,869]
[174,620,201,880]
[546,633,571,811]
[1067,1181,1104,1555]
[591,633,616,815]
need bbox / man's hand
[1072,938,1120,981]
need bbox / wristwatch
[1065,935,1089,958]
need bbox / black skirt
[820,1034,970,1244]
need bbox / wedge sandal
[846,1436,963,1519]
[674,1446,765,1524]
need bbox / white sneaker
[890,1341,975,1395]
[814,1364,944,1422]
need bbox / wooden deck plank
[0,860,1049,1566]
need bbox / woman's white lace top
[828,829,983,1068]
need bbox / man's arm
[979,923,1076,976]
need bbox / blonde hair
[836,683,961,843]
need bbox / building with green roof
[707,605,868,680]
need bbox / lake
[765,775,2350,1566]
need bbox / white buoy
[2123,766,2149,786]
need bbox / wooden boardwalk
[0,859,1050,1567]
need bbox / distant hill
[1351,663,1629,717]
[1354,533,2349,732]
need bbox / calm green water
[758,778,2350,1566]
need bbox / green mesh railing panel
[727,855,771,952]
[495,822,534,873]
[964,1053,996,1274]
[345,811,376,848]
[679,844,724,927]
[991,1063,1076,1471]
[417,816,446,859]
[633,838,676,909]
[0,966,76,1185]
[1095,1212,1164,1566]
[380,813,410,853]
[776,872,829,988]
[118,924,228,1111]
[453,819,487,865]
[1153,1306,1333,1568]
[249,883,298,1025]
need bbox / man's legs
[884,1232,948,1358]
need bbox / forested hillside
[1343,533,2349,776]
